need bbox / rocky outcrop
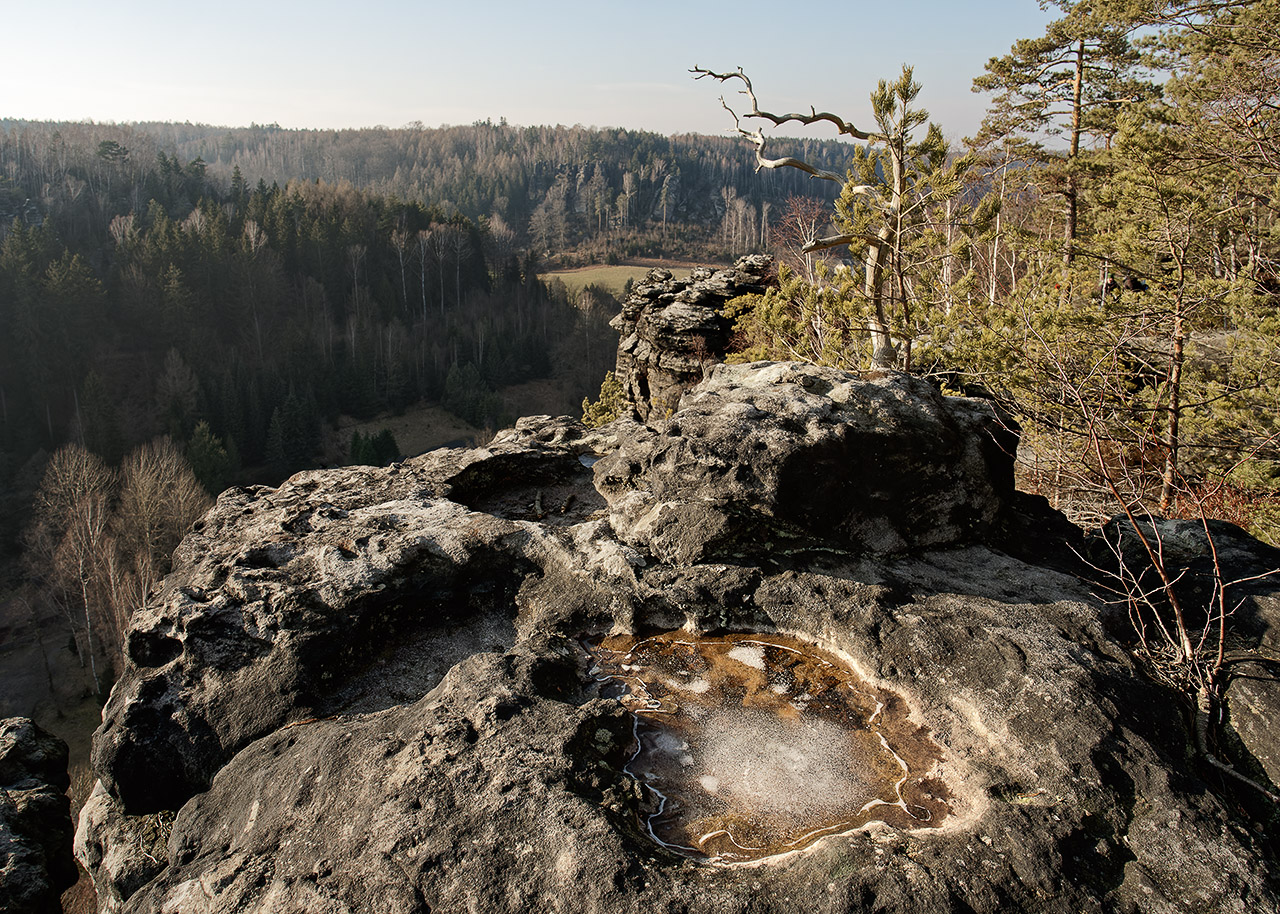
[597,362,1019,563]
[1087,517,1280,794]
[611,254,772,420]
[0,717,77,914]
[77,362,1278,913]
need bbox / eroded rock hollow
[588,632,953,862]
[76,359,1279,914]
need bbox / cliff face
[610,254,772,420]
[0,718,77,913]
[75,362,1279,914]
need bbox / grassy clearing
[322,378,583,463]
[539,259,722,297]
[323,406,484,464]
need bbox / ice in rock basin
[588,631,953,862]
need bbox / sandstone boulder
[0,717,77,913]
[596,362,1019,563]
[77,363,1279,914]
[611,254,772,420]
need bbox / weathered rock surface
[597,362,1019,563]
[0,717,77,913]
[611,254,772,420]
[1088,517,1280,794]
[78,363,1278,913]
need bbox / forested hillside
[1,118,851,555]
[1,119,848,265]
[0,174,599,536]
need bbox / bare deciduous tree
[773,195,834,282]
[416,229,433,324]
[391,228,411,313]
[58,490,113,693]
[26,445,116,692]
[115,436,212,600]
[448,225,472,307]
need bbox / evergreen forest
[1,0,1277,728]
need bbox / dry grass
[322,376,589,465]
[539,259,715,297]
[323,404,485,464]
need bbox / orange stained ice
[588,631,952,862]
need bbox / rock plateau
[74,356,1280,914]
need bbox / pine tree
[370,429,400,465]
[694,65,979,369]
[186,421,232,496]
[264,408,287,478]
[972,0,1156,266]
[348,430,372,466]
[347,429,400,466]
[581,371,626,427]
[79,371,123,465]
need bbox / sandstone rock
[1087,517,1280,804]
[611,253,772,420]
[75,782,172,914]
[78,364,1279,914]
[0,717,77,913]
[595,362,1018,563]
[91,416,614,812]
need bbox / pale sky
[3,0,1055,142]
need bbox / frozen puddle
[588,632,952,863]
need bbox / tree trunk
[864,235,895,368]
[990,159,1007,307]
[1064,39,1085,267]
[1159,304,1185,512]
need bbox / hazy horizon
[9,0,1054,143]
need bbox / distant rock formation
[0,717,77,914]
[76,362,1279,913]
[611,254,772,420]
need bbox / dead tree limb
[691,66,878,142]
[691,66,886,197]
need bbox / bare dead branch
[705,94,845,183]
[691,67,878,142]
[803,232,878,253]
